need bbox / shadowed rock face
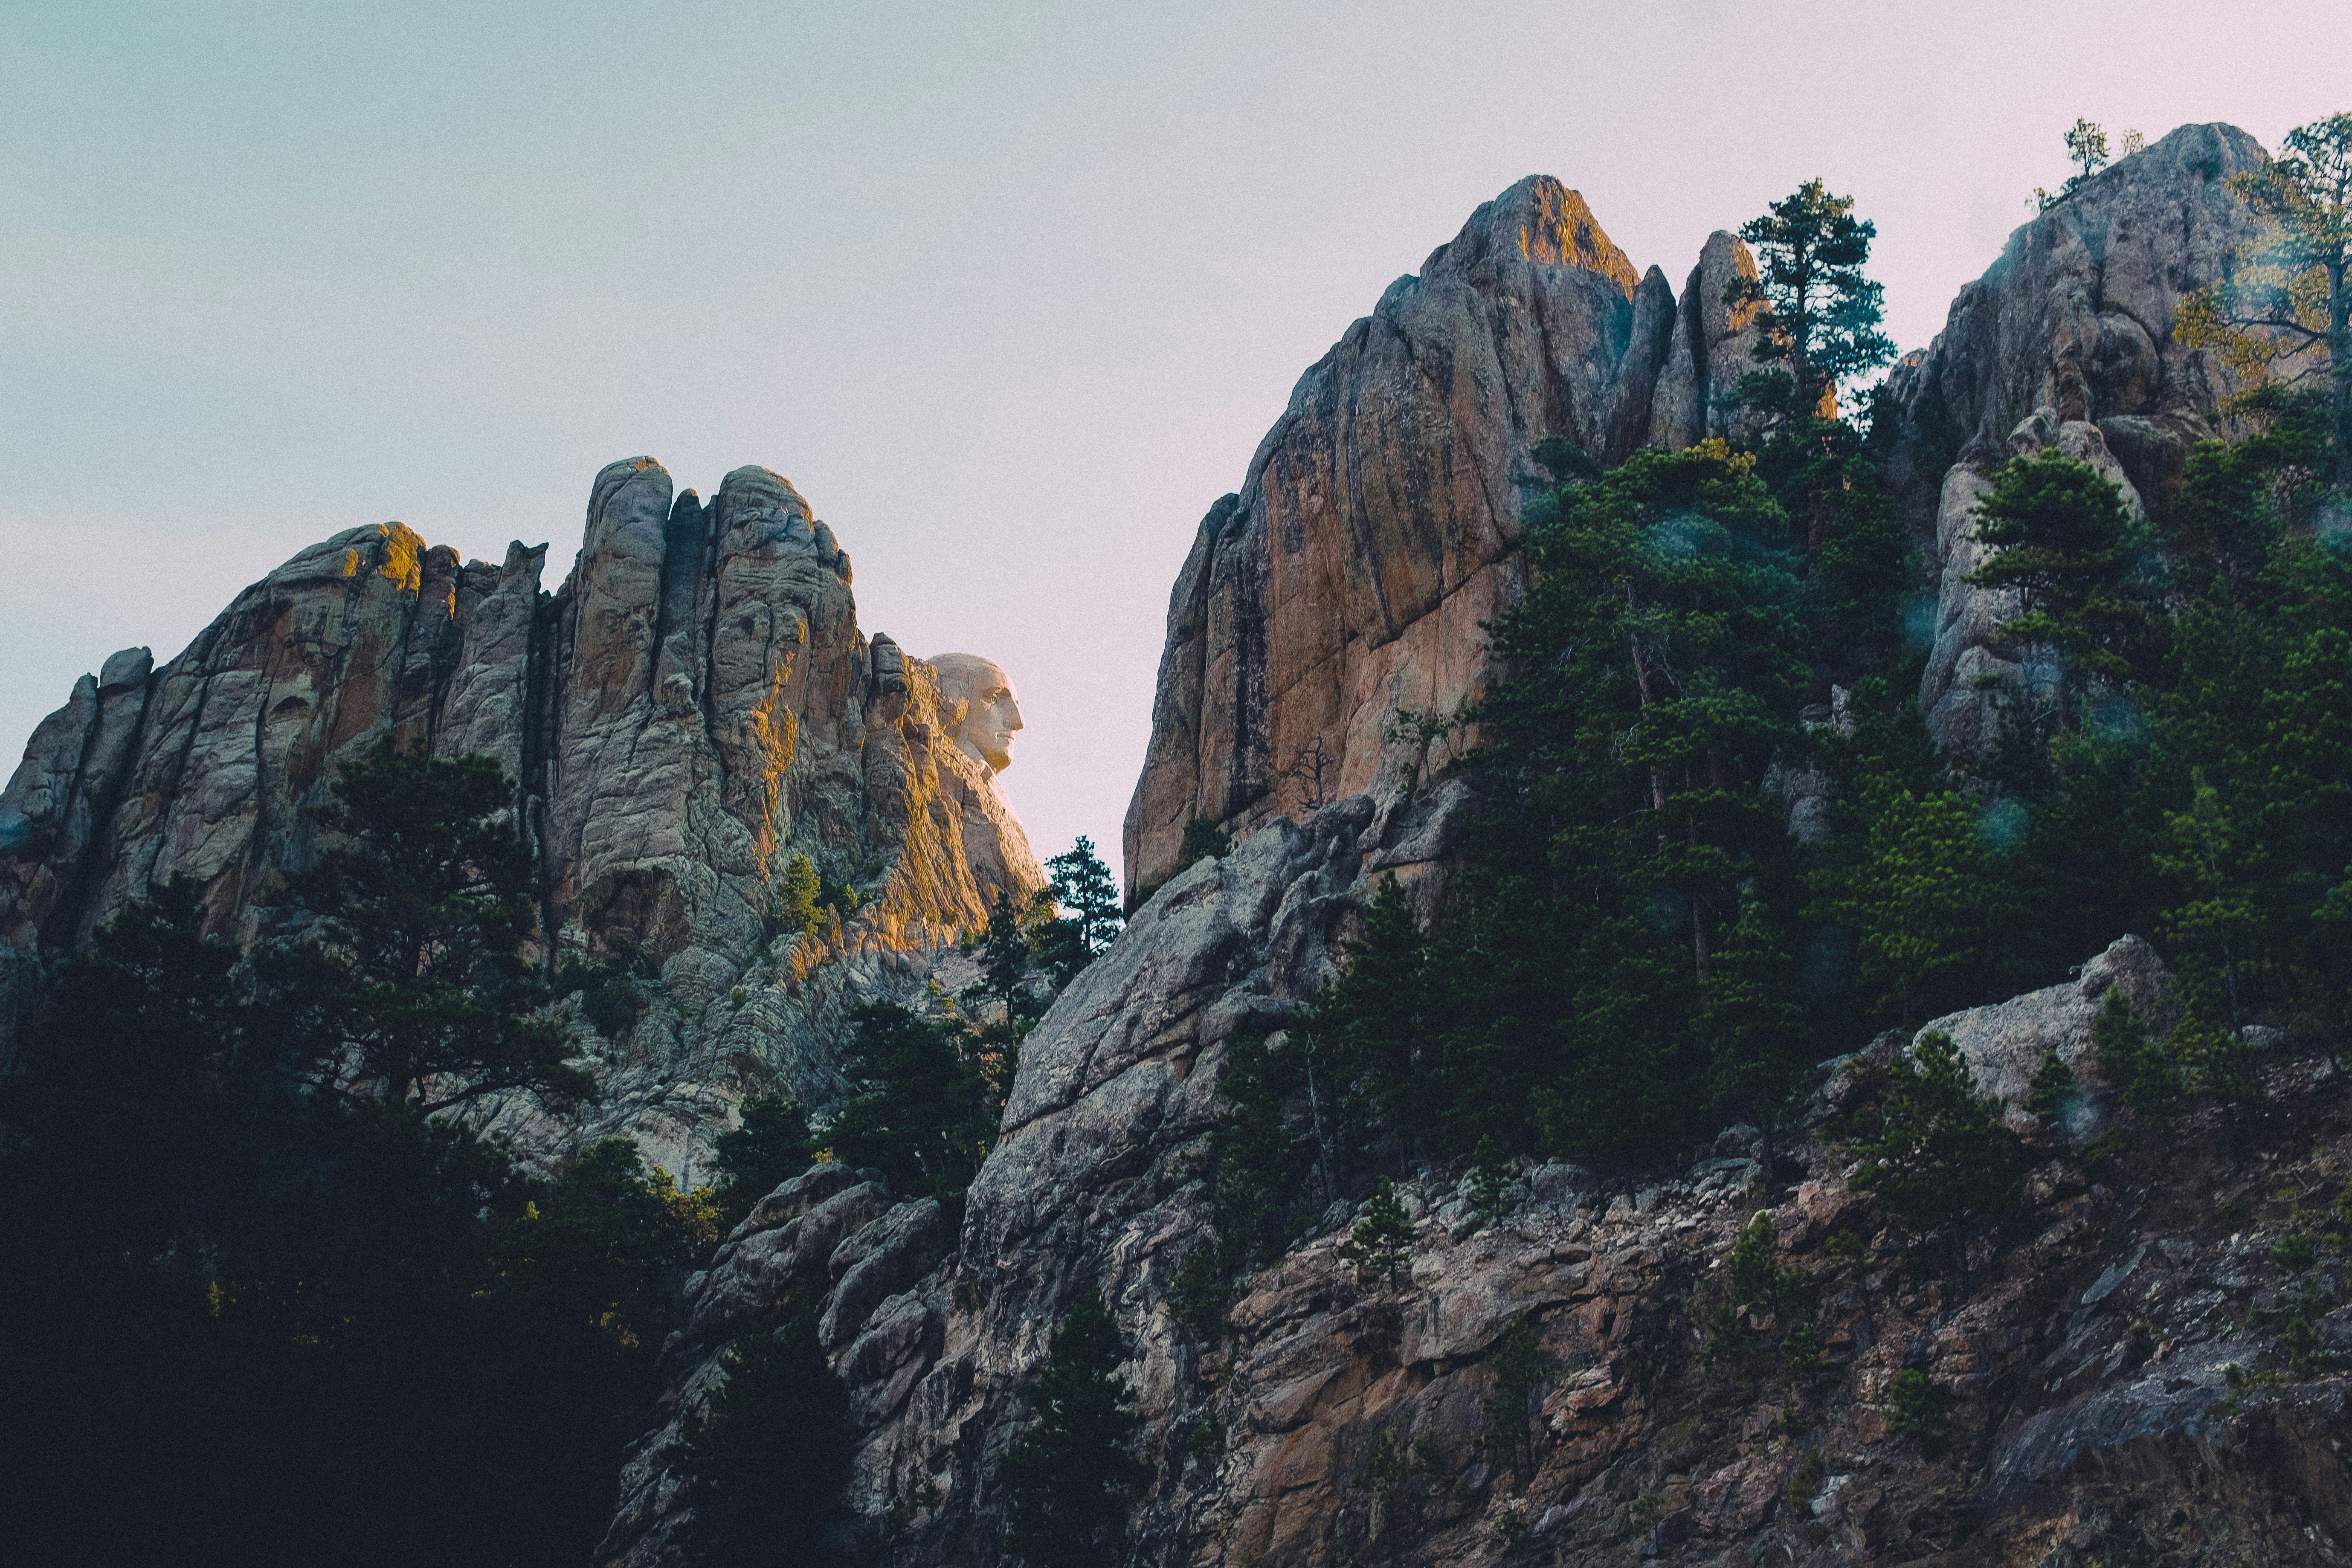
[1120,177,1775,902]
[1875,122,2276,754]
[0,459,1043,1170]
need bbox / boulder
[1915,934,2170,1134]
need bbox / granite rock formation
[588,122,2332,1568]
[9,116,2335,1568]
[597,783,1483,1567]
[931,654,1026,775]
[1128,124,2285,903]
[1875,122,2275,755]
[0,459,1044,1173]
[1121,178,1772,900]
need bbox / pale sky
[5,0,2346,880]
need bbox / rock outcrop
[0,459,1044,1173]
[658,122,2325,1568]
[1121,177,1771,901]
[1875,122,2275,754]
[1126,123,2285,893]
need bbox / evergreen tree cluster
[0,748,1128,1567]
[0,753,713,1568]
[825,833,1123,1217]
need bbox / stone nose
[1003,698,1024,732]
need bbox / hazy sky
[5,0,2346,879]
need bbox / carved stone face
[930,653,1024,773]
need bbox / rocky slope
[0,458,1042,1174]
[610,828,2352,1568]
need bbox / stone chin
[928,652,1024,775]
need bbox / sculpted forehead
[931,652,1013,696]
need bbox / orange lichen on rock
[744,675,798,881]
[375,523,426,593]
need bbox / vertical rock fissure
[1225,539,1271,822]
[52,671,154,956]
[695,504,728,777]
[1683,273,1710,432]
[127,629,220,930]
[523,589,564,969]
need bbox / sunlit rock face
[1119,177,1774,902]
[0,458,1044,1171]
[1874,122,2275,756]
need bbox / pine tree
[265,745,589,1113]
[1821,778,2000,1026]
[969,888,1046,1029]
[779,852,823,936]
[1047,836,1124,956]
[1726,1211,1811,1315]
[1477,1313,1544,1480]
[825,1000,998,1207]
[1341,1178,1416,1287]
[2155,772,2261,1051]
[2025,1049,2077,1126]
[1001,1292,1147,1568]
[1203,1029,1323,1259]
[1468,1134,1513,1227]
[2179,111,2352,487]
[1449,444,1814,1163]
[1175,815,1231,874]
[2091,990,2179,1117]
[1844,1031,2016,1273]
[2032,118,2120,211]
[1886,1368,1951,1456]
[677,1307,854,1568]
[708,1092,815,1229]
[1353,1428,1440,1556]
[1700,888,1813,1145]
[1966,447,2160,733]
[1315,874,1433,1159]
[1728,180,1897,420]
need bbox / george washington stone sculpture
[929,653,1024,773]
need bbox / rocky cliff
[1121,178,1773,900]
[0,458,1042,1174]
[9,116,2337,1568]
[610,817,2352,1568]
[1874,122,2274,756]
[1126,124,2281,905]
